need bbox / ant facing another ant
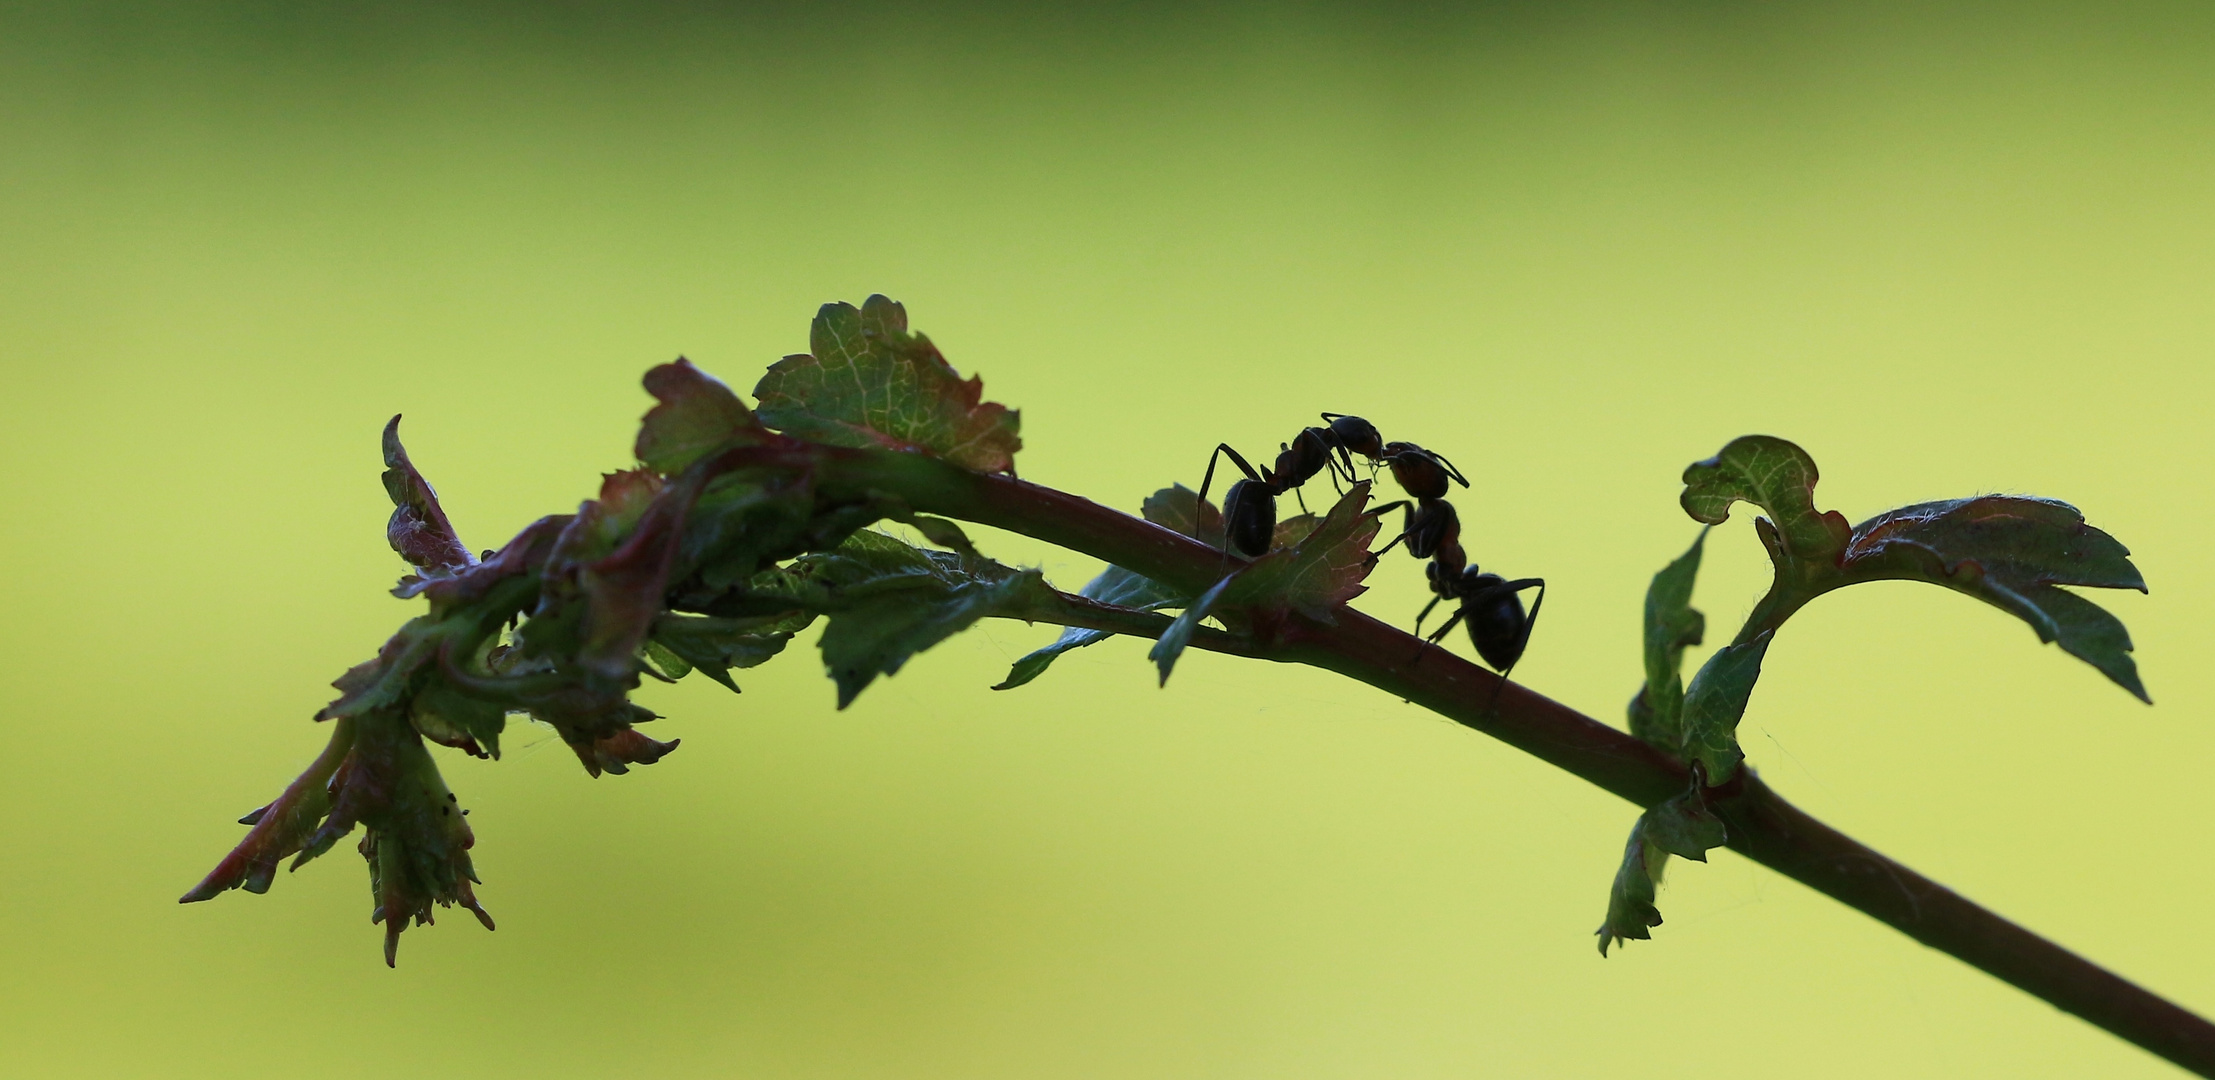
[1192,412,1545,682]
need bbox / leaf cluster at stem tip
[1598,434,2149,955]
[183,294,1383,963]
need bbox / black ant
[1192,412,1542,681]
[1197,413,1388,558]
[1360,448,1543,681]
[1418,564,1546,677]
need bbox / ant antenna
[1429,448,1472,488]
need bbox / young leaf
[1596,784,1726,957]
[1220,481,1379,622]
[1680,632,1774,785]
[753,295,1022,473]
[183,712,494,966]
[994,564,1181,690]
[181,720,359,901]
[1141,483,1227,548]
[648,612,812,693]
[1148,573,1236,686]
[578,469,707,683]
[1841,496,2149,702]
[1632,529,1708,749]
[995,483,1232,691]
[1645,784,1728,862]
[1680,435,1850,563]
[1596,818,1666,957]
[636,358,769,475]
[382,416,475,576]
[777,530,1052,708]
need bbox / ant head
[1385,444,1454,500]
[1325,414,1384,458]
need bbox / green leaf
[679,472,819,593]
[1680,632,1774,784]
[381,416,475,576]
[184,712,494,966]
[577,470,706,683]
[410,680,507,759]
[1219,481,1379,622]
[1633,529,1708,749]
[1596,818,1666,957]
[1148,573,1236,686]
[648,612,811,693]
[782,530,1051,708]
[753,295,1022,473]
[635,358,769,475]
[1141,483,1227,548]
[1680,435,1851,563]
[643,638,693,681]
[993,564,1180,690]
[997,482,1243,691]
[904,514,978,555]
[1596,785,1725,956]
[1645,786,1728,862]
[1841,496,2149,702]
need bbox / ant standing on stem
[1193,412,1546,682]
[1196,413,1386,558]
[1361,443,1547,679]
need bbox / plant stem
[818,445,2215,1076]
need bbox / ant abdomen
[1460,573,1531,670]
[1222,477,1277,557]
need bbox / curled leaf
[1596,783,1727,957]
[1680,435,1850,563]
[382,416,476,576]
[573,726,681,778]
[753,295,1021,473]
[636,358,769,475]
[578,470,709,683]
[1645,783,1727,862]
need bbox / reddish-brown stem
[816,446,2215,1077]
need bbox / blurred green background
[3,2,2212,1076]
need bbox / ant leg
[1361,500,1414,565]
[1197,443,1264,510]
[1410,609,1464,666]
[1412,594,1443,637]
